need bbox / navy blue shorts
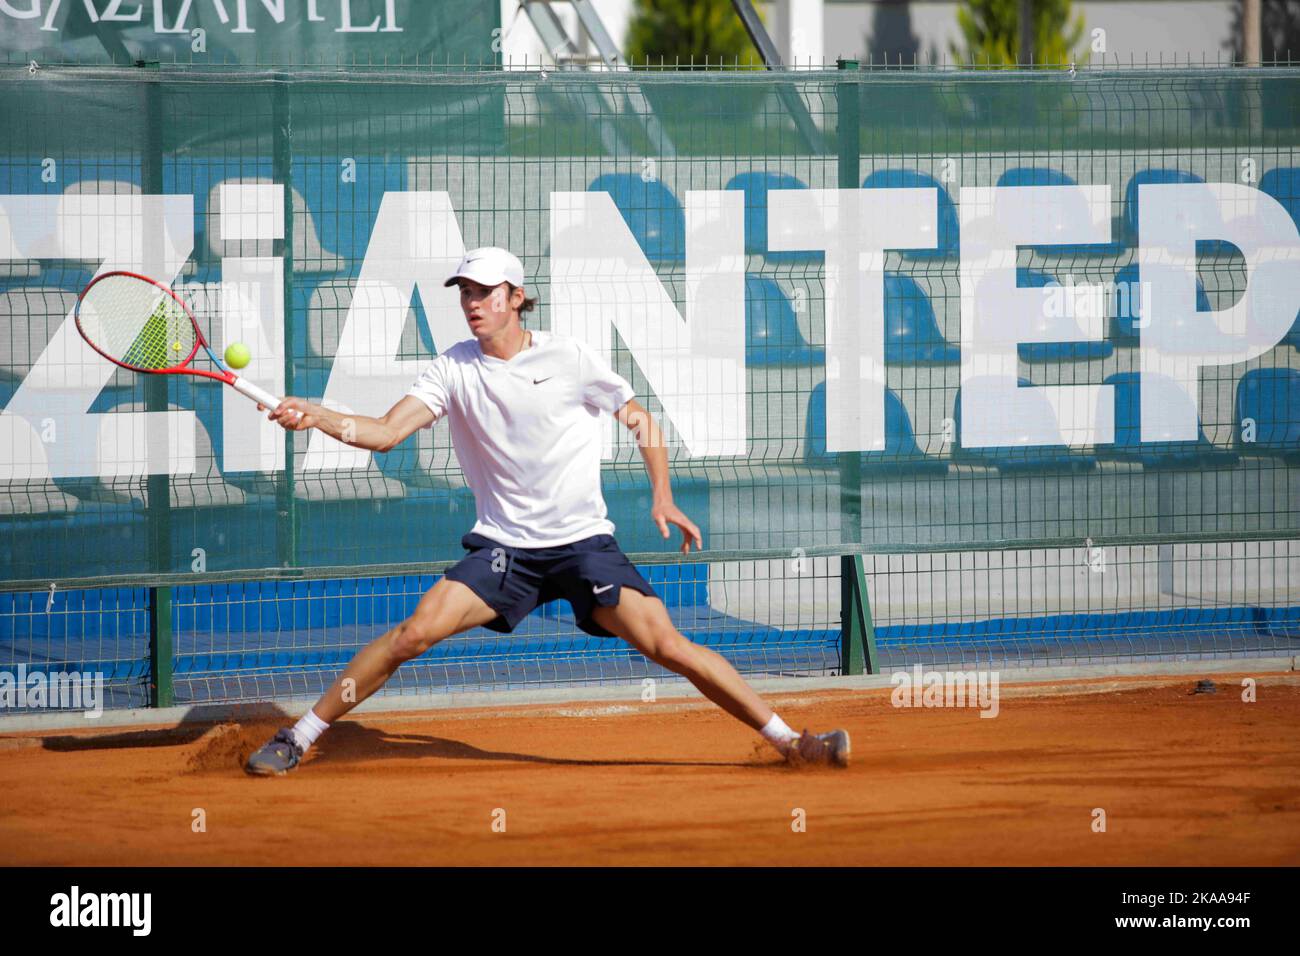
[443,532,658,637]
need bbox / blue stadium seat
[862,170,957,258]
[952,377,1098,473]
[361,288,451,491]
[374,433,434,492]
[294,155,405,264]
[1014,269,1113,361]
[725,171,819,261]
[1255,182,1300,345]
[805,381,948,477]
[1259,167,1300,228]
[1097,372,1239,469]
[745,275,822,366]
[163,157,274,266]
[1246,259,1300,352]
[0,277,88,382]
[0,158,141,196]
[803,381,832,467]
[56,392,256,509]
[1123,168,1232,253]
[995,168,1122,255]
[884,274,959,363]
[997,167,1077,189]
[588,173,685,263]
[1235,368,1300,463]
[1110,262,1212,342]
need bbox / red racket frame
[75,269,238,385]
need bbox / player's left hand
[652,501,703,554]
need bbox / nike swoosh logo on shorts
[592,584,614,594]
[533,377,553,385]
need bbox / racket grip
[233,377,305,420]
[231,376,285,411]
[233,374,284,408]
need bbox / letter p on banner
[1138,183,1300,441]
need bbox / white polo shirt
[406,330,635,548]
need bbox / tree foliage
[951,0,1087,67]
[625,0,761,65]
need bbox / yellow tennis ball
[224,342,252,369]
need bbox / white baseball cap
[444,246,526,289]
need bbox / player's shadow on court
[38,703,289,753]
[32,705,754,768]
[316,721,743,769]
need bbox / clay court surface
[2,672,1298,866]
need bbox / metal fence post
[840,553,878,676]
[149,586,174,707]
[272,77,298,569]
[140,60,175,706]
[835,58,874,675]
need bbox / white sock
[290,709,330,754]
[759,713,799,754]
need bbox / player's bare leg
[592,587,771,729]
[312,579,499,723]
[245,579,498,774]
[591,587,850,766]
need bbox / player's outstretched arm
[615,398,702,554]
[262,394,435,452]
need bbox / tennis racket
[75,270,287,412]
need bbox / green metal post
[835,59,874,675]
[141,61,174,706]
[272,78,298,568]
[840,553,878,675]
[149,586,174,707]
[835,59,863,549]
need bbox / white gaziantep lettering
[307,191,466,470]
[959,184,1114,449]
[550,189,746,458]
[336,0,400,32]
[768,187,937,453]
[0,1,42,21]
[2,178,1297,484]
[151,0,196,34]
[219,183,286,473]
[220,259,284,473]
[1137,182,1300,441]
[0,194,194,479]
[100,0,145,22]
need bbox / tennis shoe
[245,728,304,776]
[788,728,850,768]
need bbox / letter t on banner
[767,188,937,452]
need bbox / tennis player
[245,247,849,774]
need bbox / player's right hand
[260,396,316,431]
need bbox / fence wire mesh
[1,63,1298,709]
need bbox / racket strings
[79,275,195,371]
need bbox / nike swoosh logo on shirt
[533,377,553,385]
[592,584,615,594]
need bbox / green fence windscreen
[2,1,501,68]
[1,64,1299,589]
